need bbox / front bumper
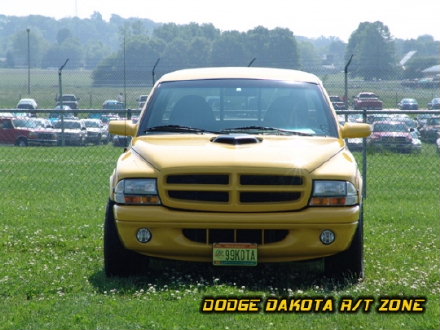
[113,205,360,263]
[28,139,58,146]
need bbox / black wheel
[16,138,28,147]
[324,214,364,281]
[104,200,149,277]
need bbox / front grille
[382,137,408,143]
[38,133,56,139]
[163,172,309,211]
[183,229,288,244]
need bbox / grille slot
[183,229,288,244]
[240,192,301,203]
[240,175,303,186]
[167,174,229,185]
[168,190,229,202]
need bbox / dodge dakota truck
[104,67,371,280]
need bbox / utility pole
[26,28,31,95]
[58,59,69,147]
[344,54,353,110]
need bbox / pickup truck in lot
[0,117,57,146]
[104,67,371,281]
[353,92,383,110]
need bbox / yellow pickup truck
[104,67,371,279]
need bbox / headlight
[309,180,358,206]
[114,178,161,205]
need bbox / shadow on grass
[89,258,359,295]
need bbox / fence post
[362,109,368,199]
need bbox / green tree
[403,56,439,79]
[346,21,396,80]
[10,28,47,67]
[297,41,320,70]
[41,37,83,68]
[267,28,299,69]
[211,31,247,66]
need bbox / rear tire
[104,200,150,277]
[324,214,364,281]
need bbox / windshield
[13,119,39,128]
[84,120,101,128]
[427,118,440,125]
[54,121,81,129]
[139,79,337,137]
[374,123,408,132]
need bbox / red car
[353,92,383,110]
[368,121,421,153]
[0,117,58,146]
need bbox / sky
[2,0,439,42]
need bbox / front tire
[104,200,150,277]
[16,138,28,147]
[324,214,364,281]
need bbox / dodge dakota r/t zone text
[104,67,371,280]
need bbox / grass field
[0,68,438,110]
[0,144,439,329]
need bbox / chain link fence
[0,68,439,213]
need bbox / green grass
[0,144,439,329]
[0,68,150,109]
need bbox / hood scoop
[211,134,262,145]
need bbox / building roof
[423,65,440,74]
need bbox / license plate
[213,243,258,266]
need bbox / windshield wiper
[145,125,217,134]
[220,126,314,136]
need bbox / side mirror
[340,122,371,138]
[109,120,137,137]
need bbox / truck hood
[131,134,344,173]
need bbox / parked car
[398,98,418,110]
[55,94,80,110]
[329,95,347,110]
[353,92,383,110]
[103,100,124,110]
[416,114,436,129]
[53,119,87,146]
[437,132,440,153]
[82,119,108,145]
[16,98,38,117]
[112,134,132,147]
[427,98,440,110]
[393,115,421,138]
[136,95,148,109]
[49,105,76,123]
[104,67,371,279]
[31,117,54,129]
[368,121,421,153]
[0,116,57,146]
[419,116,440,143]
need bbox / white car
[16,98,38,110]
[16,98,38,117]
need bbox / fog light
[320,230,335,245]
[136,228,152,243]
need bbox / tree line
[0,13,438,84]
